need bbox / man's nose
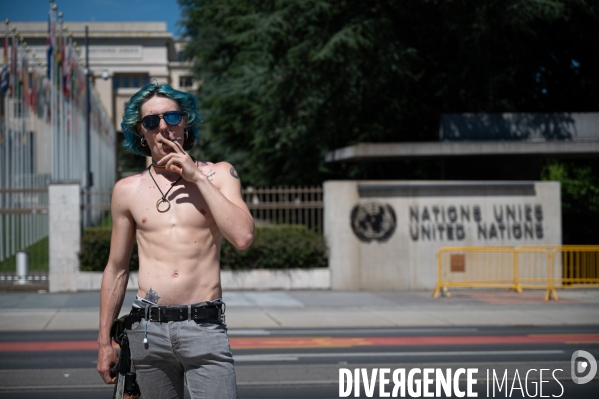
[158,117,169,130]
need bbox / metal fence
[81,189,113,228]
[78,185,324,233]
[433,245,599,301]
[0,188,49,283]
[242,186,323,234]
[0,14,116,285]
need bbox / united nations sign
[325,181,561,291]
[350,202,397,243]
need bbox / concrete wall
[324,181,561,291]
[49,183,81,293]
[77,269,331,291]
[441,113,599,141]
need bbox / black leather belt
[130,304,223,323]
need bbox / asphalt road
[0,325,598,398]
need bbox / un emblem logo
[350,202,397,243]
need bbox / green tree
[542,160,599,216]
[179,0,599,186]
[541,160,599,244]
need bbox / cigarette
[171,137,181,141]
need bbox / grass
[0,237,49,273]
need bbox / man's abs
[136,259,222,305]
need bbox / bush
[79,227,139,272]
[221,225,328,270]
[79,225,326,272]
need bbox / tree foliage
[542,160,599,216]
[179,0,599,186]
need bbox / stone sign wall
[324,181,561,290]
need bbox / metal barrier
[433,247,552,300]
[242,186,323,234]
[81,189,112,228]
[1,15,116,287]
[0,188,49,283]
[432,246,582,301]
[549,246,599,300]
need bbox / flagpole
[0,19,8,263]
[85,24,91,227]
[50,2,57,179]
[57,12,63,180]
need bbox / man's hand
[156,136,202,183]
[97,343,119,384]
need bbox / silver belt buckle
[148,305,161,322]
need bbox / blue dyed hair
[121,82,202,157]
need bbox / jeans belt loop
[187,305,192,322]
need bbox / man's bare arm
[97,179,136,384]
[157,137,254,249]
[201,161,255,249]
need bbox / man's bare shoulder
[210,161,237,176]
[113,171,146,196]
[208,162,242,192]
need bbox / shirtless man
[96,82,254,399]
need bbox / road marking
[228,329,271,336]
[0,334,596,352]
[234,350,565,362]
[229,334,599,349]
[227,328,480,336]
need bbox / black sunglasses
[140,111,183,130]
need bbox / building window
[113,74,150,90]
[179,76,193,88]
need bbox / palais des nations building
[12,21,198,135]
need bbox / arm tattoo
[144,288,161,303]
[204,169,216,181]
[230,167,239,179]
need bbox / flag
[56,29,62,86]
[47,12,53,80]
[0,65,7,94]
[0,27,8,94]
[16,42,22,101]
[63,39,71,99]
[28,62,34,107]
[10,34,16,96]
[22,58,29,104]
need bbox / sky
[1,0,185,37]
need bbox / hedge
[79,227,140,272]
[79,225,327,272]
[220,225,327,270]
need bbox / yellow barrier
[432,246,599,301]
[549,246,599,300]
[432,246,552,300]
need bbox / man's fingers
[99,369,116,384]
[166,158,183,171]
[157,135,182,151]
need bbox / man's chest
[129,182,214,231]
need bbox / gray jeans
[126,298,237,399]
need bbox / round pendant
[156,198,171,213]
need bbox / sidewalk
[0,288,598,331]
